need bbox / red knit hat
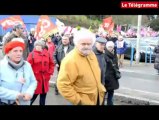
[4,38,25,54]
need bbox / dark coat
[28,33,36,52]
[104,49,119,90]
[93,47,106,85]
[54,44,74,71]
[154,45,159,70]
[69,36,74,47]
[2,32,29,60]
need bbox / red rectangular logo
[121,1,158,9]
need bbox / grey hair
[34,40,46,48]
[73,28,96,46]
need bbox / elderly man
[2,24,29,60]
[93,37,107,86]
[57,28,106,105]
[54,35,74,95]
[0,38,37,105]
[93,37,107,105]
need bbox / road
[115,61,159,104]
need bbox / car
[124,38,155,62]
[141,37,159,47]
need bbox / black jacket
[104,49,119,90]
[28,33,36,52]
[54,44,74,70]
[93,47,106,85]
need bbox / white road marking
[49,81,55,84]
[120,68,158,76]
[119,87,159,96]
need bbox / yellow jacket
[57,47,106,105]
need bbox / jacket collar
[75,47,94,60]
[105,49,114,59]
[93,46,103,55]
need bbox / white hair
[73,28,96,46]
[106,41,114,49]
[34,40,46,48]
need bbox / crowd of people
[0,24,129,105]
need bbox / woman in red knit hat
[0,38,37,105]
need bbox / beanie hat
[4,38,25,54]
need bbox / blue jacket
[0,56,37,105]
[115,41,127,54]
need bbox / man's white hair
[73,28,96,46]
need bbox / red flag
[0,15,26,30]
[34,15,58,40]
[102,17,113,30]
[108,22,114,35]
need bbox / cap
[96,37,107,44]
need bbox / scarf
[7,57,25,70]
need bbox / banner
[102,17,113,30]
[108,22,114,35]
[34,15,58,40]
[0,15,26,30]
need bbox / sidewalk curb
[49,81,55,88]
[49,81,159,105]
[114,93,159,105]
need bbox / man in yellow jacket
[57,28,106,105]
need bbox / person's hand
[16,93,24,105]
[23,93,32,101]
[56,64,59,68]
[16,93,24,100]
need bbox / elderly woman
[104,41,119,105]
[0,38,37,105]
[27,40,54,105]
